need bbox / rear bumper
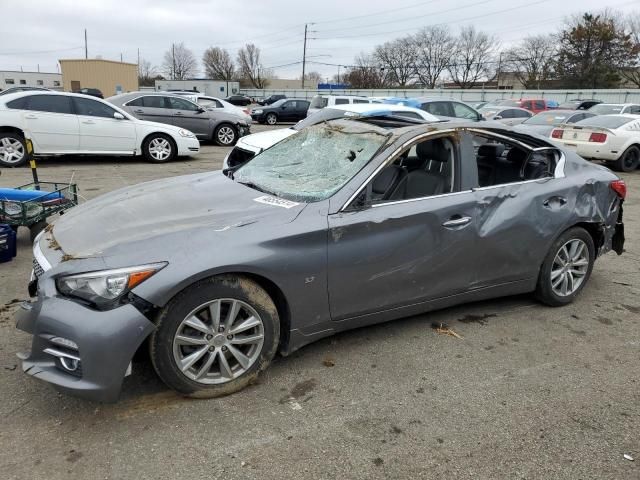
[561,142,620,161]
[15,295,155,403]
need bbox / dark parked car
[517,110,596,137]
[0,86,49,96]
[73,88,103,99]
[251,99,310,124]
[108,93,250,146]
[225,95,253,106]
[558,99,602,110]
[16,116,625,402]
[415,98,483,121]
[258,94,286,106]
[478,106,533,125]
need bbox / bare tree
[302,71,323,86]
[620,11,640,87]
[162,42,198,80]
[502,35,557,89]
[237,44,271,89]
[447,26,497,88]
[202,47,235,80]
[413,26,456,88]
[138,58,158,87]
[374,37,417,87]
[343,54,387,89]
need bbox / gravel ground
[0,125,638,480]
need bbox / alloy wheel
[550,239,589,297]
[172,298,265,384]
[148,137,172,161]
[217,126,236,145]
[623,148,639,170]
[266,114,277,125]
[0,137,25,165]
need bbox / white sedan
[550,114,640,172]
[0,91,200,167]
[224,103,440,170]
[179,94,252,123]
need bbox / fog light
[60,356,80,372]
[50,336,78,350]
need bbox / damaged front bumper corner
[15,295,155,403]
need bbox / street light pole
[302,24,308,89]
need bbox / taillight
[610,180,626,200]
[589,132,607,143]
[551,129,563,139]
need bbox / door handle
[442,216,472,228]
[82,120,95,124]
[25,114,37,119]
[174,112,184,116]
[133,109,144,114]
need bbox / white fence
[240,88,640,103]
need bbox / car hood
[51,172,306,258]
[236,128,296,152]
[132,118,185,133]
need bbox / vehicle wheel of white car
[611,146,640,172]
[143,134,177,163]
[214,124,237,146]
[265,113,278,125]
[150,275,280,398]
[535,227,595,307]
[0,132,27,167]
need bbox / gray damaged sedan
[16,116,626,402]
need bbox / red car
[493,98,557,114]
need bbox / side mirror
[494,115,502,120]
[113,112,125,120]
[197,108,206,113]
[281,105,286,109]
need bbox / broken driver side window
[368,136,456,204]
[472,134,556,188]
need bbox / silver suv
[108,93,250,146]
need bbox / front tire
[535,227,595,306]
[150,275,280,398]
[611,146,640,172]
[265,113,278,125]
[142,133,177,163]
[0,132,27,167]
[214,124,238,146]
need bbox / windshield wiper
[236,180,274,196]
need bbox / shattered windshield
[234,120,390,202]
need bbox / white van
[307,95,377,117]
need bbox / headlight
[56,262,167,308]
[178,129,196,138]
[252,109,263,114]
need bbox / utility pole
[84,29,88,59]
[302,24,308,88]
[301,23,316,88]
[120,53,123,62]
[496,52,502,90]
[172,43,176,80]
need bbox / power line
[313,0,553,40]
[316,0,496,34]
[312,0,441,25]
[0,46,84,56]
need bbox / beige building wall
[59,59,138,96]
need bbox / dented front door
[327,192,478,321]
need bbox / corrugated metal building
[59,59,138,96]
[154,79,240,96]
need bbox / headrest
[506,147,527,164]
[478,143,505,158]
[416,138,449,163]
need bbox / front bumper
[250,114,265,122]
[177,136,201,156]
[15,294,155,403]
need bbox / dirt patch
[597,316,613,325]
[622,304,640,314]
[372,457,384,467]
[65,450,83,463]
[290,379,316,399]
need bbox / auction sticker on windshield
[254,195,300,209]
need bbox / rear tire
[142,133,177,163]
[535,227,595,307]
[0,132,27,167]
[150,275,280,398]
[214,124,238,146]
[611,146,640,172]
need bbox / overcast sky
[2,0,637,81]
